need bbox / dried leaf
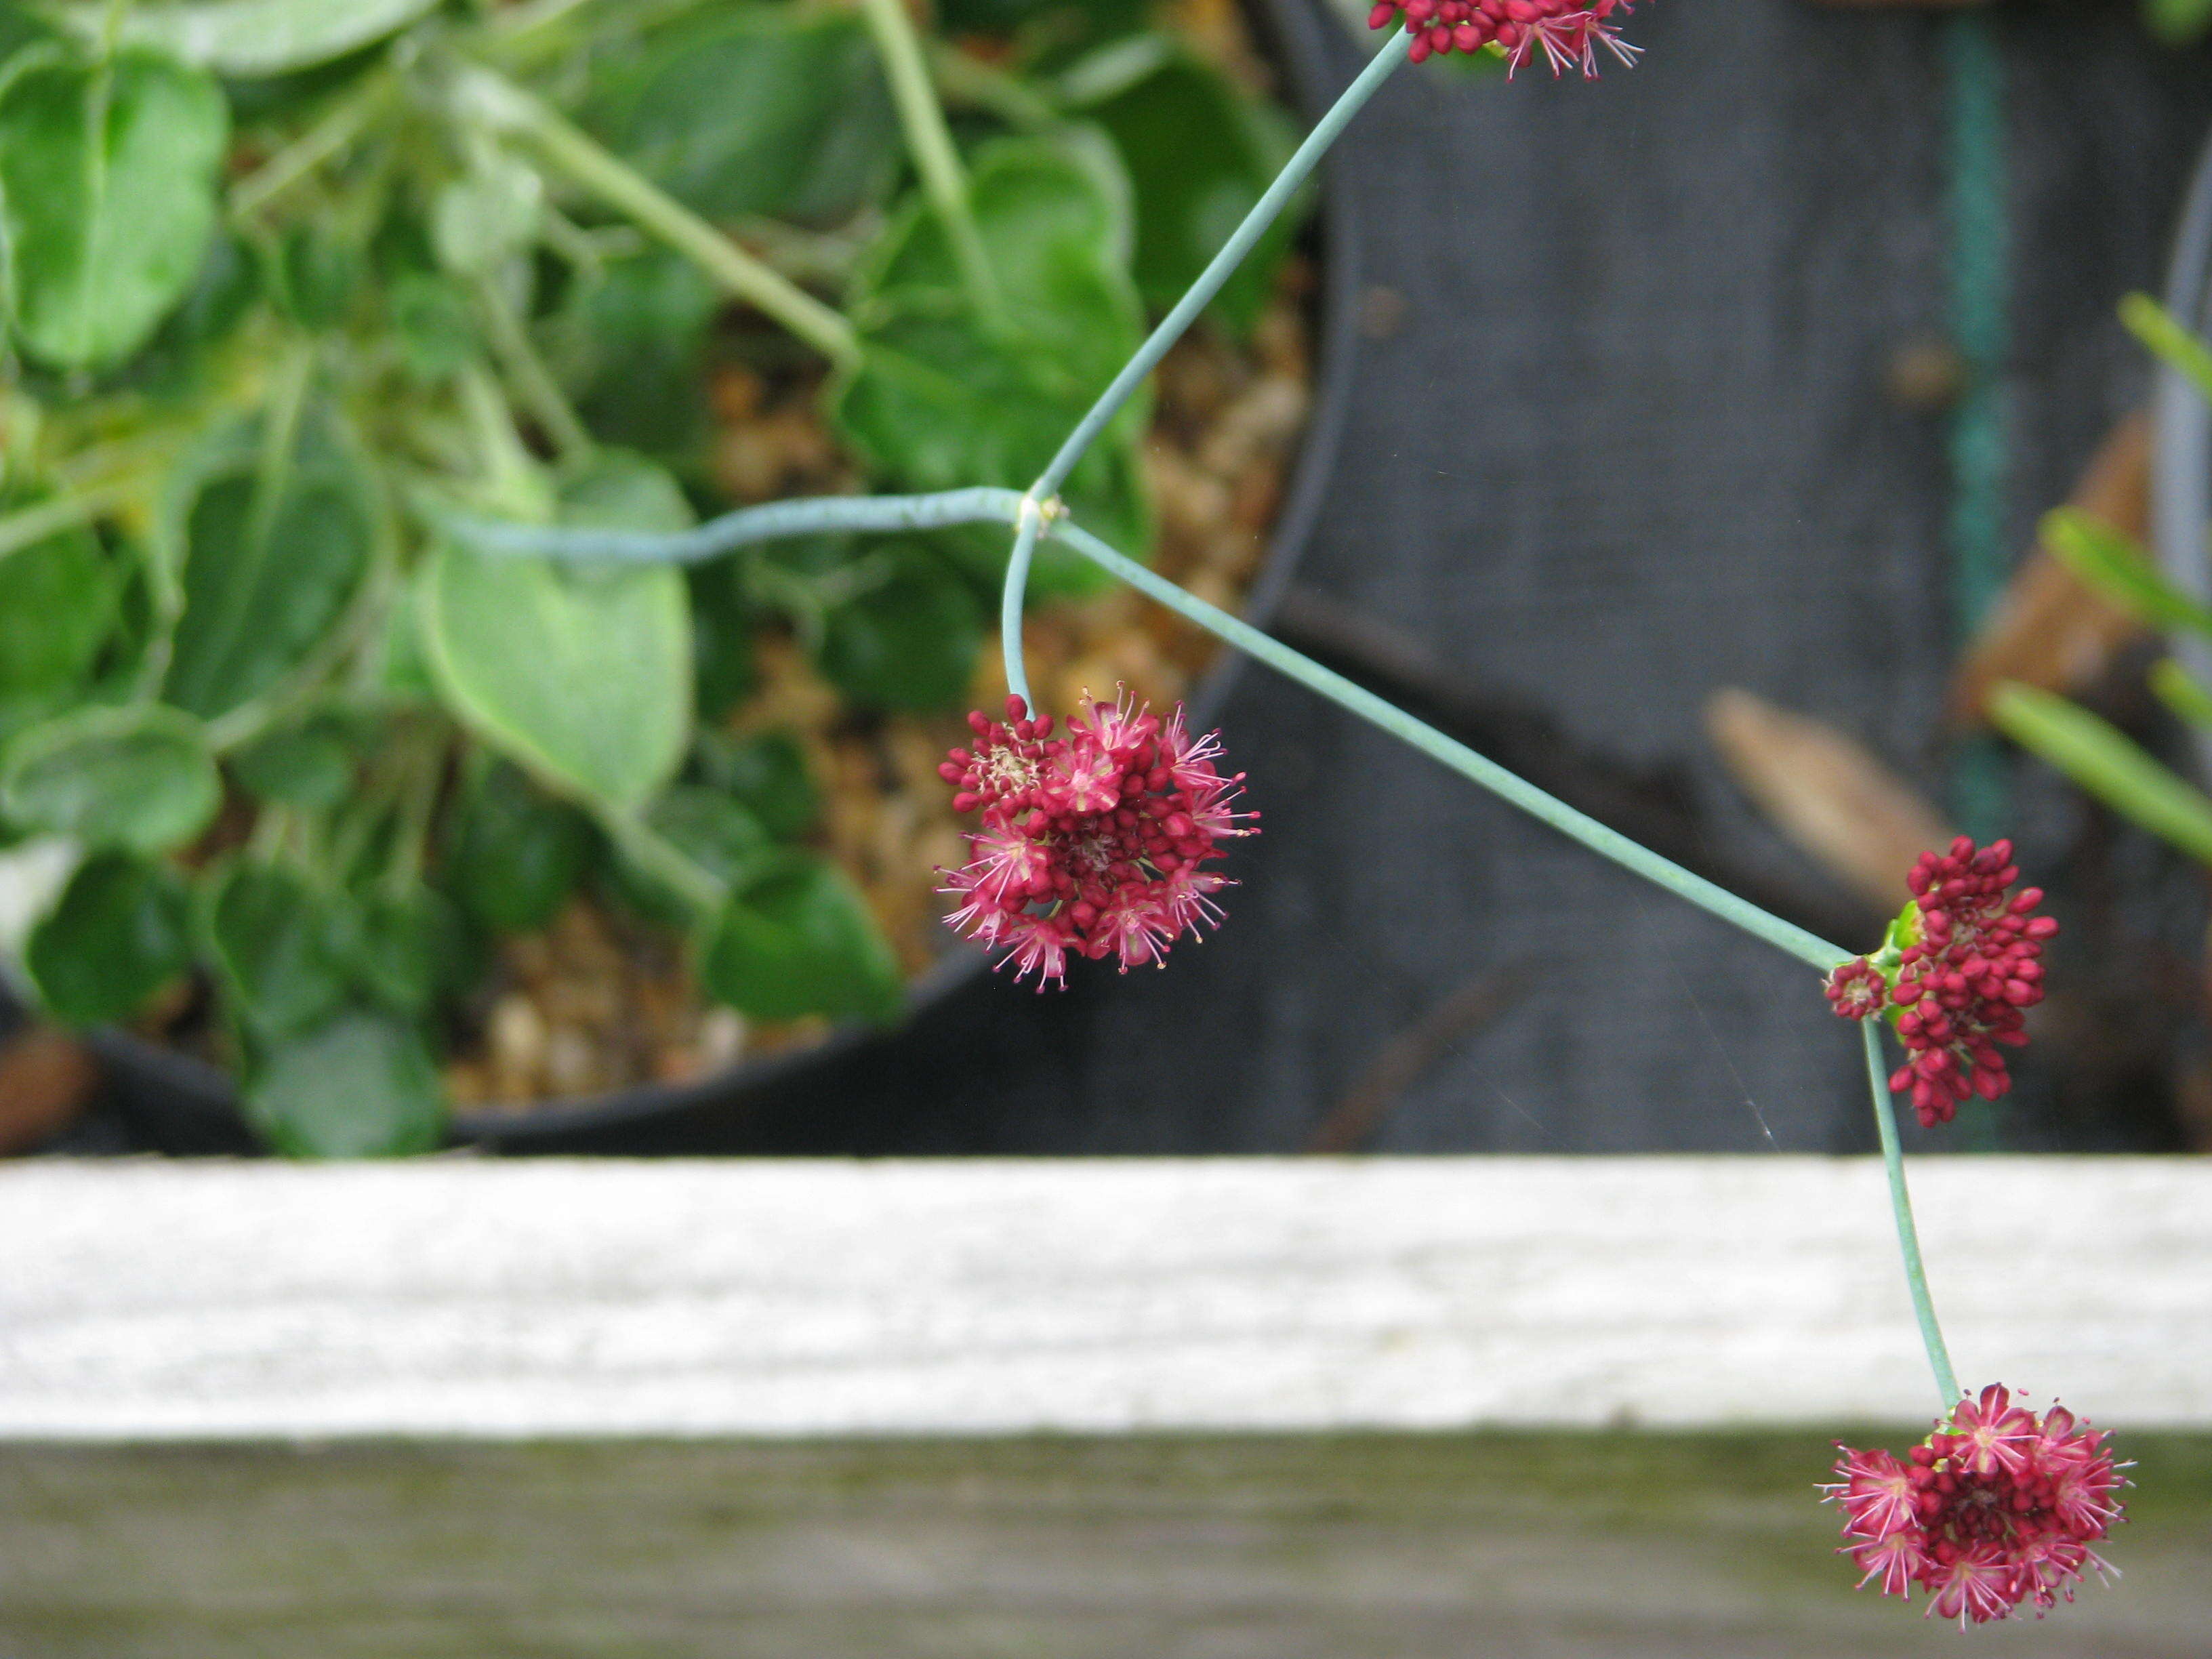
[1951,408,2150,724]
[1704,689,1954,912]
[0,1025,99,1155]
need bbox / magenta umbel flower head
[1366,0,1644,74]
[1823,836,2057,1128]
[1824,1385,2126,1626]
[937,692,1256,989]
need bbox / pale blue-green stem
[1863,1021,1963,1408]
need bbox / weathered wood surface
[1,1158,2205,1438]
[3,1433,2209,1658]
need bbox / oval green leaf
[160,413,377,722]
[47,0,442,76]
[245,1009,445,1160]
[0,45,227,369]
[198,858,352,1040]
[25,852,190,1025]
[417,470,691,813]
[817,546,981,712]
[700,853,902,1024]
[443,759,596,933]
[1,703,220,855]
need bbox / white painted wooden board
[0,1158,2204,1439]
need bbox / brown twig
[1305,965,1532,1153]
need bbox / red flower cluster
[1365,0,1643,73]
[1824,836,2057,1128]
[1826,1385,2125,1626]
[937,693,1256,989]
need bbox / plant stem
[444,479,1852,971]
[436,485,1025,562]
[600,810,727,916]
[230,71,394,222]
[454,66,861,369]
[1045,515,1854,973]
[859,0,1002,325]
[0,476,138,564]
[999,503,1044,712]
[1862,1019,1963,1408]
[1027,26,1412,502]
[473,274,594,463]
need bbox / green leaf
[688,557,757,722]
[832,318,1149,594]
[199,858,351,1040]
[583,5,896,226]
[817,544,981,711]
[160,411,378,722]
[696,728,817,840]
[389,271,478,380]
[857,136,1141,388]
[649,786,772,888]
[0,45,227,369]
[337,885,462,1017]
[2041,508,2212,638]
[226,715,356,809]
[0,518,118,710]
[700,852,902,1024]
[1063,39,1299,332]
[2120,291,2212,403]
[1,703,220,853]
[431,153,543,279]
[442,759,596,933]
[558,449,695,534]
[834,138,1152,592]
[560,249,717,458]
[416,471,692,813]
[2150,658,2212,731]
[270,222,361,329]
[24,852,190,1025]
[245,1009,444,1159]
[1990,680,2212,865]
[612,785,774,925]
[45,0,442,76]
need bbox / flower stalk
[858,0,1004,326]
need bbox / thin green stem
[453,66,860,369]
[930,40,1057,130]
[1028,26,1411,502]
[1046,516,1853,973]
[473,274,594,463]
[436,485,1025,562]
[859,0,1002,323]
[0,476,138,563]
[229,71,393,222]
[1862,1021,1963,1409]
[600,810,727,917]
[999,504,1044,713]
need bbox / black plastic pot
[75,0,1370,1157]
